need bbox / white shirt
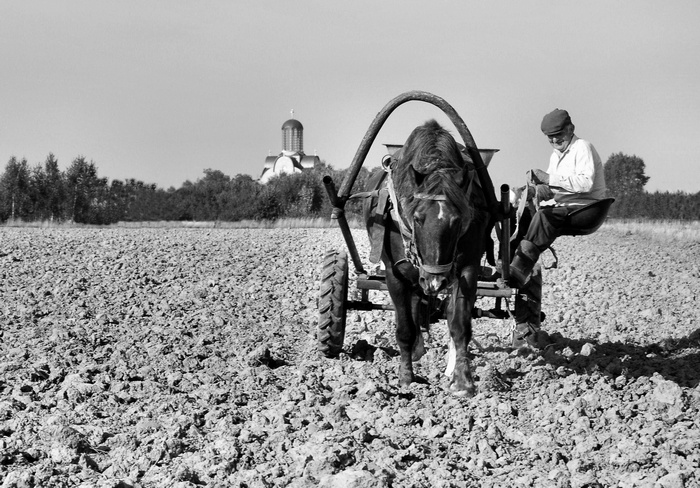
[547,135,607,205]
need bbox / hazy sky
[2,1,699,193]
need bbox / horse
[365,119,489,396]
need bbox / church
[260,113,320,184]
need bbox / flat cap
[541,109,572,135]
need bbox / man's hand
[530,169,550,185]
[523,184,553,203]
[535,184,554,201]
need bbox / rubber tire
[317,250,349,357]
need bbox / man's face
[547,125,573,152]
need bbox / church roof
[281,119,303,130]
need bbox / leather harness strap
[384,163,471,276]
[385,166,418,271]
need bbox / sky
[1,1,699,193]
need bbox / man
[510,108,607,286]
[509,109,607,347]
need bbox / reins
[504,175,559,269]
[413,193,448,201]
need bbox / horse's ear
[410,165,426,187]
[453,169,465,187]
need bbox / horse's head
[410,169,473,295]
[394,120,474,296]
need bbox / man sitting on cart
[509,108,607,346]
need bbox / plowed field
[1,227,699,487]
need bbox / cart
[317,91,614,357]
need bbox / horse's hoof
[398,369,413,388]
[449,382,476,397]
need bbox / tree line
[602,152,700,220]
[0,152,697,225]
[0,154,375,224]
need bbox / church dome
[282,119,303,130]
[282,118,304,152]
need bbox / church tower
[260,111,319,184]
[282,118,303,153]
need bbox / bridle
[386,166,465,278]
[411,192,463,275]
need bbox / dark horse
[366,119,489,396]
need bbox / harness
[384,162,470,277]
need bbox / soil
[1,226,699,487]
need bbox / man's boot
[509,240,541,288]
[511,266,546,348]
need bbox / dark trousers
[510,205,574,337]
[524,206,574,251]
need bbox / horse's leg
[384,265,418,388]
[446,264,478,396]
[410,293,429,361]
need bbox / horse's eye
[413,214,424,226]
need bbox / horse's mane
[392,119,473,219]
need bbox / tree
[263,171,325,219]
[65,156,106,223]
[171,180,197,221]
[604,152,650,198]
[0,157,31,220]
[30,153,66,221]
[117,179,165,222]
[107,179,129,222]
[197,169,232,221]
[255,185,283,220]
[220,174,261,221]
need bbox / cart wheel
[317,249,349,357]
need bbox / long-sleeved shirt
[547,135,607,205]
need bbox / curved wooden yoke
[559,198,616,236]
[337,91,499,215]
